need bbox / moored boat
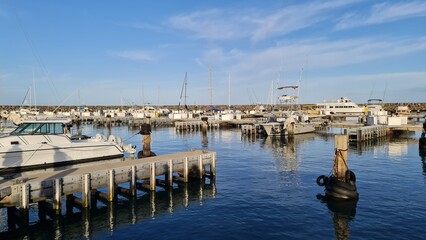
[0,118,127,173]
[316,97,365,115]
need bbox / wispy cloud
[118,21,164,32]
[196,36,426,88]
[336,1,426,30]
[169,9,250,41]
[107,50,156,61]
[168,1,359,42]
[250,0,359,42]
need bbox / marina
[2,1,426,238]
[0,115,425,239]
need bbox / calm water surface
[1,124,426,240]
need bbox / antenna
[382,82,388,102]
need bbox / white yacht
[316,97,365,115]
[0,119,126,173]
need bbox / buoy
[137,151,156,158]
[317,134,359,200]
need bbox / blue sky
[1,0,425,107]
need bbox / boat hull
[0,143,123,173]
[261,122,287,136]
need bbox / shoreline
[1,102,426,113]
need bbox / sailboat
[169,72,193,120]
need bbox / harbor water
[1,125,426,239]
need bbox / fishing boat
[0,118,127,173]
[261,122,287,136]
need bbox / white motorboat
[261,122,287,136]
[316,97,365,115]
[0,119,126,173]
[285,115,316,135]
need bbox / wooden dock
[175,121,219,131]
[348,125,387,142]
[0,150,216,228]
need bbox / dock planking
[0,150,216,209]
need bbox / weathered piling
[316,134,358,200]
[334,135,348,180]
[138,117,154,158]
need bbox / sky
[0,0,425,107]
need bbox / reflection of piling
[420,120,426,149]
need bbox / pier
[348,125,387,142]
[0,150,216,229]
[175,120,220,131]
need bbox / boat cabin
[9,119,72,136]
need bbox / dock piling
[334,135,348,180]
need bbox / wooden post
[130,165,137,196]
[198,155,204,179]
[333,135,348,180]
[183,157,189,182]
[107,169,115,201]
[150,162,156,191]
[211,153,216,177]
[142,117,152,158]
[167,159,173,187]
[82,174,91,208]
[20,183,30,227]
[53,178,62,214]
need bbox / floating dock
[0,150,216,229]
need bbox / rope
[331,148,349,178]
[122,132,139,142]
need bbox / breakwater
[2,102,426,113]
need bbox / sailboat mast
[184,72,187,108]
[33,68,37,111]
[228,73,231,108]
[210,64,212,106]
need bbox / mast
[228,73,231,108]
[178,72,187,111]
[184,72,187,108]
[33,68,37,111]
[209,64,212,106]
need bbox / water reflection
[0,178,216,239]
[420,149,426,176]
[318,196,358,240]
[259,134,316,172]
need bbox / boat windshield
[10,122,65,135]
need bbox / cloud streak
[336,1,426,30]
[107,50,156,61]
[168,1,359,42]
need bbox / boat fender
[345,170,356,185]
[95,134,105,141]
[325,184,359,199]
[328,177,356,191]
[316,175,329,186]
